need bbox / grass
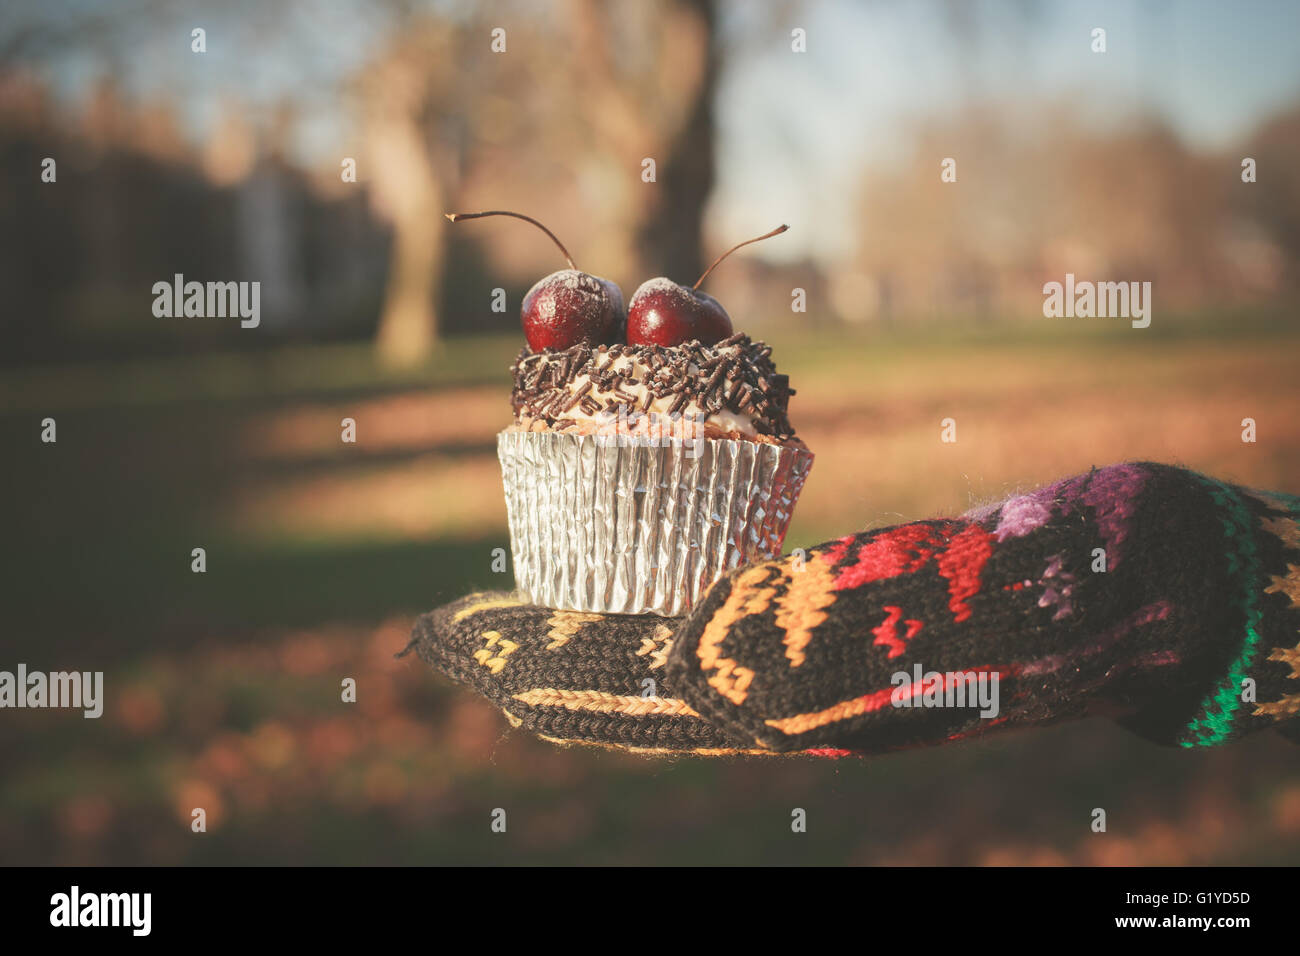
[3,313,1300,864]
[0,335,521,413]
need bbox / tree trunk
[637,0,718,282]
[366,56,446,367]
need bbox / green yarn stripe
[1180,477,1266,747]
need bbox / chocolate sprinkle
[561,378,593,412]
[508,334,797,440]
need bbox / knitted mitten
[405,597,750,754]
[403,462,1300,756]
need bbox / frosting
[509,334,797,442]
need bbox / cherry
[445,210,624,351]
[627,224,788,348]
[624,279,731,347]
[520,269,621,351]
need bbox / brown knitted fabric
[402,595,753,754]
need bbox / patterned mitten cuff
[404,462,1300,756]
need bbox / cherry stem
[693,224,789,290]
[444,210,577,269]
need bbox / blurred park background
[2,0,1300,865]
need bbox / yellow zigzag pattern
[1264,562,1300,609]
[1255,506,1300,720]
[698,564,777,705]
[544,610,604,650]
[775,552,837,668]
[635,624,675,670]
[473,630,518,674]
[1263,516,1300,550]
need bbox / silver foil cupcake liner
[497,430,814,616]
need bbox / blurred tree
[565,0,719,284]
[1245,105,1300,289]
[358,0,721,366]
[851,105,1245,321]
[359,22,461,366]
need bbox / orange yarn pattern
[773,551,838,667]
[697,564,776,705]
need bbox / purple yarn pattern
[975,464,1148,569]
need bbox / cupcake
[499,334,811,615]
[449,210,813,615]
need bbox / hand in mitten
[402,462,1300,755]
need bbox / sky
[713,0,1300,261]
[16,0,1300,266]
